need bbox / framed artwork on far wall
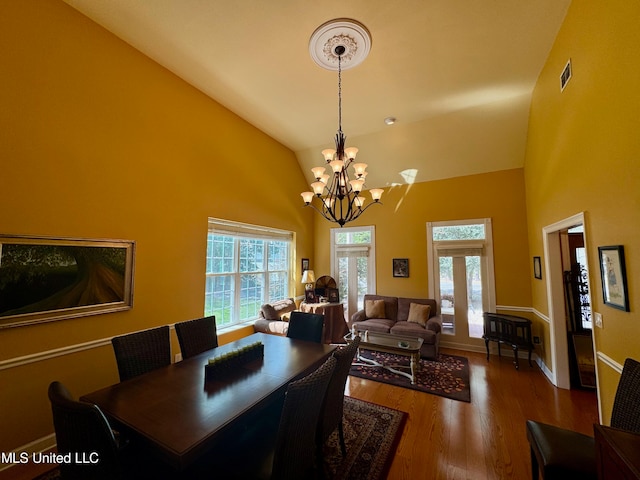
[392,258,409,278]
[301,258,310,272]
[533,256,542,280]
[598,245,630,311]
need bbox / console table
[300,302,349,343]
[482,312,534,370]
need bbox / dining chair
[48,381,123,480]
[208,356,336,480]
[287,311,325,343]
[111,325,171,381]
[318,336,361,461]
[175,315,218,359]
[526,357,640,479]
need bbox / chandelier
[301,19,383,227]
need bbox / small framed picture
[301,258,310,272]
[533,256,542,280]
[327,288,340,303]
[304,290,317,304]
[393,258,409,278]
[598,245,630,311]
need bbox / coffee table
[345,330,423,384]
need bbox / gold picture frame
[0,234,135,328]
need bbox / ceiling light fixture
[384,116,396,125]
[301,19,383,227]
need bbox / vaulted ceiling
[63,0,571,189]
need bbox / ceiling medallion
[309,18,372,71]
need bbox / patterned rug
[33,397,406,480]
[350,351,471,402]
[327,396,407,479]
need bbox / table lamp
[301,270,315,292]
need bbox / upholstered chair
[526,357,640,479]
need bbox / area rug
[33,396,406,480]
[326,396,407,480]
[350,351,471,402]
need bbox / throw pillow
[407,303,431,327]
[260,304,279,320]
[365,299,386,319]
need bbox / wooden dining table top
[81,332,336,471]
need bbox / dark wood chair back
[287,311,324,343]
[319,336,360,455]
[271,356,336,479]
[111,325,170,381]
[611,357,640,432]
[48,381,121,480]
[175,315,218,359]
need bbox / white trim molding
[0,338,112,371]
[596,351,624,374]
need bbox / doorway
[330,226,376,321]
[427,219,496,351]
[562,226,596,389]
[543,213,599,413]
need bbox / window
[205,219,293,329]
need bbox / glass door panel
[438,255,484,340]
[439,256,454,334]
[466,256,484,338]
[337,254,369,321]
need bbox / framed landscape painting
[0,234,135,328]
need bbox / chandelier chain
[338,54,342,135]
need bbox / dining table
[81,332,336,472]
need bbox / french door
[428,219,495,349]
[331,226,376,321]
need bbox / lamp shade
[301,270,315,284]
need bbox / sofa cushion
[353,318,395,334]
[365,299,386,319]
[397,297,436,322]
[390,321,437,345]
[363,295,398,321]
[261,304,279,320]
[254,319,289,335]
[407,303,431,326]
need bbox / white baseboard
[0,434,56,473]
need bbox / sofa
[253,298,296,336]
[349,294,442,359]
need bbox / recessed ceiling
[63,0,571,189]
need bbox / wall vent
[560,59,572,91]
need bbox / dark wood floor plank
[346,348,598,480]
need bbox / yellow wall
[313,168,532,311]
[0,1,313,452]
[525,0,640,422]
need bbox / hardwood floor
[346,348,599,480]
[2,348,598,480]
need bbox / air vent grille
[560,59,572,91]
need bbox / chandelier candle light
[301,19,383,227]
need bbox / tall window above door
[427,219,496,340]
[331,226,376,321]
[205,218,293,330]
